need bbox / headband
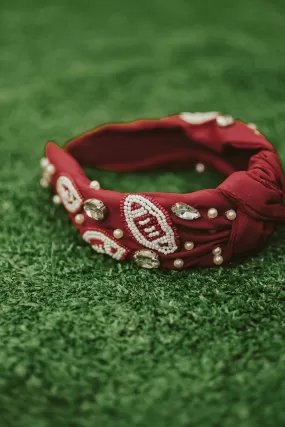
[40,112,285,269]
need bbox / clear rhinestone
[216,115,234,127]
[83,199,107,221]
[133,250,160,269]
[171,202,201,220]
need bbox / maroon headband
[40,112,285,269]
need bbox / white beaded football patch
[82,229,128,261]
[56,175,83,213]
[180,112,218,124]
[121,194,179,255]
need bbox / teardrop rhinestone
[171,202,201,220]
[133,250,160,269]
[83,199,107,221]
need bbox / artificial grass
[1,0,285,426]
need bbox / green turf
[1,0,285,426]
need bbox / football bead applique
[122,194,179,255]
[56,175,83,213]
[82,229,129,261]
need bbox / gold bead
[208,208,218,219]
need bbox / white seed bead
[90,180,101,190]
[226,209,237,221]
[184,241,194,251]
[40,177,49,188]
[40,157,49,168]
[213,255,223,265]
[195,163,205,173]
[208,208,218,219]
[174,258,184,269]
[113,229,124,239]
[52,194,61,205]
[46,164,56,175]
[75,214,85,224]
[212,247,222,256]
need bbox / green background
[1,0,285,426]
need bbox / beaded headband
[40,112,285,269]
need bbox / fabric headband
[40,112,285,269]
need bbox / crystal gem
[83,199,107,221]
[133,250,160,269]
[171,202,201,220]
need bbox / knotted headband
[40,112,285,269]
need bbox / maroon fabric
[45,114,285,269]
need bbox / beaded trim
[82,229,129,261]
[56,175,83,213]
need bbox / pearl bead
[174,258,184,269]
[216,115,234,127]
[40,157,49,168]
[212,247,221,256]
[75,214,85,224]
[46,164,55,175]
[40,177,49,188]
[52,194,61,205]
[208,208,218,219]
[184,241,194,251]
[90,180,101,190]
[248,123,257,130]
[248,123,260,134]
[195,163,205,173]
[226,209,237,221]
[213,255,223,265]
[113,229,124,239]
